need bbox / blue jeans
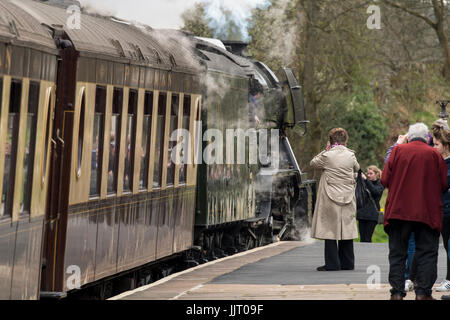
[405,232,415,279]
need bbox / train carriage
[0,0,58,299]
[2,0,204,297]
[0,0,315,299]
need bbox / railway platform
[110,239,449,301]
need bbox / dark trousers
[386,220,440,297]
[358,220,377,242]
[442,216,450,280]
[324,239,354,270]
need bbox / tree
[181,2,214,38]
[320,86,388,169]
[248,0,391,171]
[381,0,450,81]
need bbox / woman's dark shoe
[316,265,340,271]
[390,294,403,300]
[341,267,354,270]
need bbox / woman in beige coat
[310,128,360,271]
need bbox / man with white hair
[381,122,447,300]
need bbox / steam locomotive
[0,0,315,299]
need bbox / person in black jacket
[357,165,384,242]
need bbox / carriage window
[107,88,122,194]
[139,91,153,190]
[179,95,190,184]
[1,79,21,217]
[193,100,201,167]
[123,89,137,192]
[153,93,166,188]
[77,89,86,177]
[43,89,53,185]
[166,94,179,186]
[90,86,106,198]
[21,81,39,213]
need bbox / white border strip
[171,284,204,300]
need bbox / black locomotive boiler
[0,0,316,299]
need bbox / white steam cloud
[199,0,270,40]
[78,0,196,28]
[77,0,269,38]
[261,0,303,66]
[78,0,117,16]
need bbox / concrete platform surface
[110,239,449,300]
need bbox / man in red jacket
[382,122,447,300]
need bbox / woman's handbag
[355,170,370,210]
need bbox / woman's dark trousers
[324,239,354,270]
[442,216,450,280]
[359,219,377,242]
[387,220,439,297]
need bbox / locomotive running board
[39,291,67,300]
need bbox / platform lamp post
[437,100,450,119]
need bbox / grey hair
[407,122,429,141]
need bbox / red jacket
[381,140,447,232]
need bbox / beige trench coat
[310,145,360,240]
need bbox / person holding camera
[310,128,360,271]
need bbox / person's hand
[396,134,408,144]
[361,172,367,180]
[326,141,331,151]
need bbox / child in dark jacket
[357,165,384,242]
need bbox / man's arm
[381,146,396,188]
[384,135,407,164]
[384,144,397,165]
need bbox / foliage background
[181,0,450,242]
